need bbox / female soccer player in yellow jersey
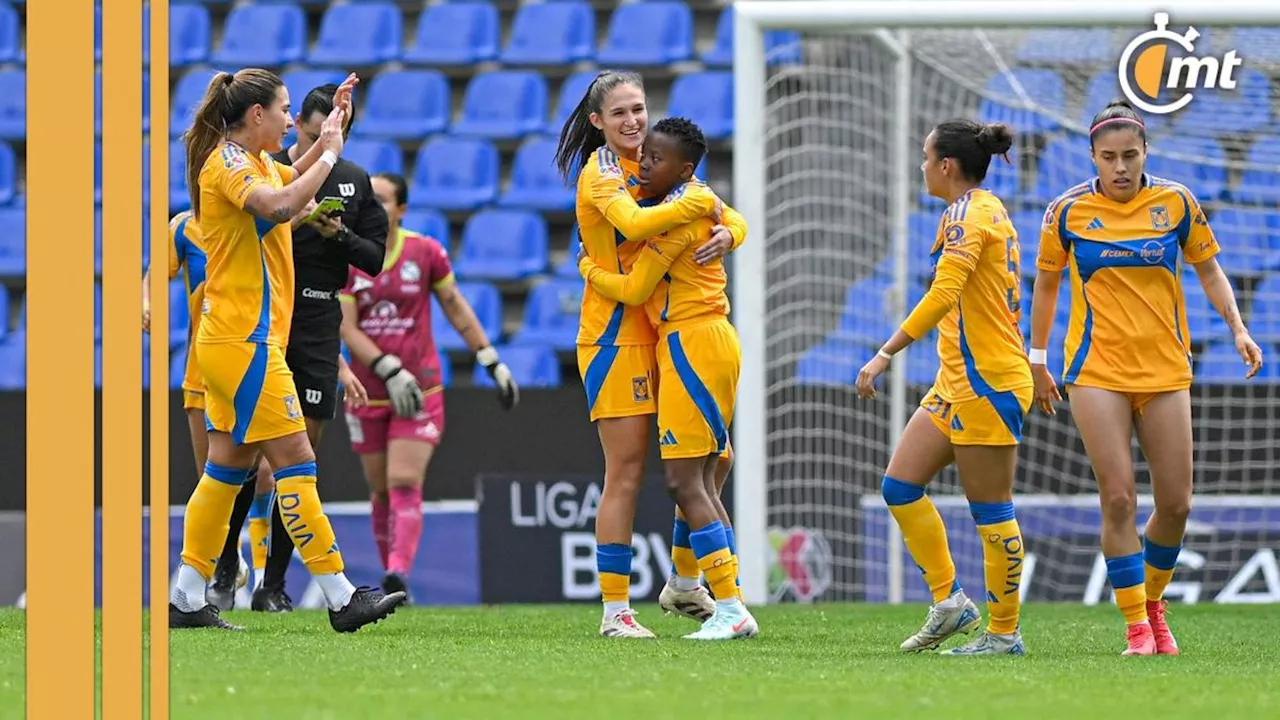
[167,68,406,633]
[554,70,749,638]
[856,120,1030,657]
[578,118,757,640]
[1030,99,1263,657]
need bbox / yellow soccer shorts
[577,343,658,422]
[1065,384,1186,418]
[182,389,206,411]
[181,349,206,410]
[921,384,1033,446]
[656,320,741,460]
[196,341,306,445]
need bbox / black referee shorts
[285,346,340,421]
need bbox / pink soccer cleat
[1147,599,1180,656]
[1122,620,1157,656]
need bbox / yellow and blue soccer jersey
[902,188,1032,404]
[1038,174,1219,392]
[194,140,297,348]
[168,210,208,397]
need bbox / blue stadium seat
[170,3,211,68]
[403,1,498,66]
[550,71,598,134]
[1145,137,1228,202]
[1015,29,1117,64]
[1033,136,1092,205]
[0,142,14,206]
[1209,207,1278,278]
[666,72,733,140]
[1250,276,1280,343]
[1232,27,1280,63]
[0,70,25,139]
[1232,135,1280,206]
[94,209,102,274]
[597,1,693,66]
[453,71,549,141]
[170,139,189,213]
[142,71,151,134]
[453,210,549,281]
[0,331,24,390]
[438,352,453,388]
[0,2,19,64]
[901,211,939,279]
[94,143,102,205]
[170,343,187,389]
[357,70,450,140]
[408,137,499,211]
[1079,70,1170,134]
[501,1,594,66]
[702,7,801,68]
[555,225,584,278]
[795,333,872,386]
[837,276,897,347]
[401,210,450,253]
[1174,68,1272,136]
[499,137,576,212]
[919,153,1018,206]
[977,69,1066,134]
[94,5,101,62]
[308,2,402,66]
[170,279,190,348]
[472,344,561,389]
[1012,211,1045,279]
[0,207,22,275]
[431,281,501,351]
[212,3,306,67]
[510,278,582,350]
[1196,339,1279,383]
[342,138,403,177]
[94,284,102,342]
[0,285,7,341]
[281,70,347,118]
[171,68,224,138]
[1182,270,1236,342]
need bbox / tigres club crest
[632,376,650,402]
[1149,205,1171,231]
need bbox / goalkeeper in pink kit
[340,172,519,600]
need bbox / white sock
[252,571,264,591]
[672,575,701,591]
[171,564,208,612]
[315,572,357,611]
[716,597,743,610]
[603,600,628,619]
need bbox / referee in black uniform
[207,83,390,612]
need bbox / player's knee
[1100,489,1137,524]
[1154,493,1191,526]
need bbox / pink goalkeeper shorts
[345,388,445,454]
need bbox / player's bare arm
[339,297,385,368]
[432,279,492,352]
[1192,256,1263,378]
[141,266,152,333]
[1029,267,1064,413]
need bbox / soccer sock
[387,485,424,576]
[247,490,273,575]
[689,520,738,605]
[1105,552,1148,625]
[670,510,700,590]
[882,476,959,604]
[178,462,251,581]
[597,543,632,617]
[971,501,1024,635]
[217,479,256,575]
[725,525,744,602]
[262,497,295,590]
[371,493,391,570]
[274,463,355,611]
[1143,536,1181,602]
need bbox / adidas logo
[1086,217,1105,231]
[659,429,678,446]
[950,414,965,431]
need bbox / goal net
[731,1,1280,606]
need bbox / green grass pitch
[1,605,1277,719]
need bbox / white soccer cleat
[659,579,716,622]
[236,554,249,591]
[899,591,982,652]
[682,601,759,641]
[940,631,1026,656]
[599,608,657,639]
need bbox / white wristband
[1028,348,1047,365]
[877,349,893,361]
[319,150,338,168]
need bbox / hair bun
[976,123,1014,155]
[1105,98,1136,111]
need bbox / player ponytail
[932,119,1014,184]
[1088,98,1147,149]
[183,68,284,218]
[554,70,645,184]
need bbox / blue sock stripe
[970,501,1016,526]
[1105,552,1146,589]
[596,543,632,576]
[204,462,252,486]
[689,520,728,560]
[1143,537,1182,571]
[273,462,318,482]
[248,491,274,520]
[672,518,692,549]
[881,476,925,506]
[725,526,737,556]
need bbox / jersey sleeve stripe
[956,310,997,395]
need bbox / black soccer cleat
[328,586,407,633]
[205,558,239,612]
[251,586,294,613]
[169,603,243,631]
[381,572,413,606]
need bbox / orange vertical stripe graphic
[1134,44,1168,99]
[102,0,145,717]
[148,2,171,718]
[25,2,96,719]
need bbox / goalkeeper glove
[476,345,519,410]
[371,354,424,418]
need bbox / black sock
[216,476,257,579]
[262,498,294,591]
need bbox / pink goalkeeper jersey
[339,228,453,400]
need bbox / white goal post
[732,0,1280,606]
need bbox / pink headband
[1089,116,1145,134]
